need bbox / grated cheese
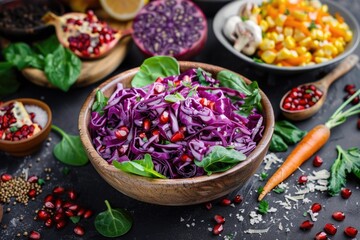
[307,210,318,222]
[244,227,270,234]
[264,153,283,170]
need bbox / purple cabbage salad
[89,65,264,179]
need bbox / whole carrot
[259,90,360,201]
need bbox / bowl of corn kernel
[213,0,359,74]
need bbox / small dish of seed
[0,0,64,41]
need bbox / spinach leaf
[3,43,42,69]
[269,133,288,152]
[95,200,133,238]
[0,62,20,97]
[44,46,82,92]
[131,56,180,88]
[196,67,211,86]
[274,120,307,145]
[33,35,60,55]
[258,200,269,214]
[353,167,360,179]
[164,92,185,103]
[328,146,360,195]
[113,154,167,179]
[92,90,108,115]
[194,146,246,175]
[69,216,81,224]
[216,70,262,116]
[51,125,88,166]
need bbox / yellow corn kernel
[267,32,278,41]
[344,30,353,42]
[293,10,307,21]
[276,63,283,67]
[334,39,345,53]
[323,31,331,40]
[284,36,296,49]
[338,23,349,31]
[284,27,294,37]
[277,48,292,60]
[261,50,277,64]
[275,14,287,27]
[266,16,275,28]
[310,29,325,41]
[299,37,312,47]
[323,44,338,57]
[315,57,330,64]
[259,39,276,51]
[321,4,328,13]
[293,29,306,41]
[259,20,269,32]
[290,50,299,58]
[314,49,325,57]
[295,46,307,55]
[252,6,261,15]
[304,52,312,63]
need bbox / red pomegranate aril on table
[62,202,72,209]
[324,223,337,235]
[27,175,38,183]
[74,225,85,236]
[344,84,355,92]
[311,203,322,213]
[313,155,323,167]
[298,175,308,184]
[115,126,129,140]
[300,220,314,230]
[29,230,41,240]
[54,213,64,222]
[56,220,67,230]
[352,96,359,104]
[220,198,231,206]
[205,202,212,210]
[214,214,225,224]
[45,218,53,228]
[44,201,55,209]
[213,223,224,235]
[65,209,75,217]
[28,189,37,198]
[68,190,77,200]
[55,199,62,209]
[37,210,50,221]
[332,211,345,221]
[233,195,242,204]
[341,188,352,199]
[53,186,65,195]
[68,204,79,211]
[344,226,358,238]
[83,209,93,219]
[315,231,327,240]
[44,194,54,203]
[1,173,12,182]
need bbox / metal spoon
[280,54,359,121]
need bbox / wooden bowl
[0,98,52,156]
[78,62,274,206]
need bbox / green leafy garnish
[70,216,81,224]
[273,187,285,194]
[37,179,45,185]
[33,35,60,55]
[9,126,18,132]
[187,86,198,98]
[131,56,180,88]
[0,62,20,97]
[164,92,185,103]
[308,21,317,31]
[270,120,307,152]
[216,70,262,116]
[196,67,212,86]
[92,90,109,115]
[3,43,41,69]
[269,134,288,152]
[328,146,360,196]
[113,154,167,179]
[260,172,268,181]
[95,200,133,238]
[51,125,88,166]
[258,200,269,214]
[253,57,264,63]
[257,186,264,194]
[194,146,246,175]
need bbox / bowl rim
[0,98,52,145]
[79,61,275,185]
[213,0,360,72]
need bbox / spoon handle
[317,54,359,87]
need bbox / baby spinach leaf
[269,133,288,152]
[95,200,133,238]
[274,120,307,145]
[196,67,212,86]
[69,216,80,224]
[51,125,88,166]
[131,56,180,88]
[194,146,246,175]
[113,154,166,179]
[44,46,82,92]
[33,35,60,55]
[0,62,20,97]
[92,90,108,115]
[3,43,41,69]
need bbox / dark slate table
[1,0,359,239]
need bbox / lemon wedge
[100,0,147,21]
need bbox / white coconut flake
[244,227,270,234]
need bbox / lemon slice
[100,0,146,21]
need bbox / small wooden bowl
[0,98,52,157]
[79,62,274,206]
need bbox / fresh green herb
[9,126,18,132]
[187,86,198,98]
[269,134,288,152]
[37,179,45,185]
[131,56,180,88]
[196,67,212,86]
[257,186,264,194]
[95,200,133,238]
[303,212,308,217]
[216,70,262,116]
[92,90,109,115]
[305,89,314,94]
[260,172,268,181]
[273,187,285,194]
[3,43,41,69]
[308,21,317,31]
[182,80,192,88]
[270,120,307,152]
[61,167,71,176]
[51,125,88,166]
[253,57,264,63]
[194,146,246,175]
[70,216,81,224]
[164,92,185,103]
[113,154,167,179]
[258,200,269,214]
[0,62,20,97]
[328,146,360,196]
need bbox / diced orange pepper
[275,43,284,51]
[267,5,278,19]
[329,25,346,38]
[335,12,344,23]
[284,18,311,36]
[285,56,306,66]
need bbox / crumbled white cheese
[249,211,263,225]
[268,207,277,213]
[264,153,283,170]
[236,214,244,222]
[302,198,312,204]
[278,222,283,231]
[307,210,319,222]
[244,227,270,234]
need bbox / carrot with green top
[259,90,360,201]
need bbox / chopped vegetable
[270,120,307,152]
[260,172,268,181]
[92,90,108,116]
[258,200,269,214]
[259,90,360,200]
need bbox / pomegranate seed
[213,223,224,235]
[67,190,77,200]
[155,77,163,83]
[352,96,359,104]
[284,97,292,103]
[53,186,65,195]
[139,132,146,138]
[300,220,314,230]
[160,111,169,124]
[45,218,53,228]
[54,213,64,222]
[344,84,355,92]
[311,203,322,213]
[62,202,72,209]
[44,194,54,203]
[115,126,129,140]
[324,223,337,235]
[154,83,165,94]
[179,126,186,133]
[77,208,85,216]
[56,220,67,230]
[348,88,356,95]
[56,207,64,214]
[55,199,62,209]
[298,175,308,184]
[205,202,212,210]
[199,98,210,107]
[83,209,93,219]
[1,173,12,182]
[27,175,38,183]
[44,201,55,209]
[214,214,225,224]
[29,230,41,240]
[170,131,184,142]
[74,225,85,236]
[315,231,327,240]
[313,155,323,167]
[233,195,242,204]
[283,102,291,110]
[28,189,37,198]
[341,188,352,199]
[65,210,75,217]
[143,119,151,131]
[37,210,50,221]
[332,211,345,221]
[344,226,358,238]
[68,204,79,211]
[220,198,231,206]
[180,154,192,162]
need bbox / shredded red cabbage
[89,68,264,179]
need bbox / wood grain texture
[78,62,275,205]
